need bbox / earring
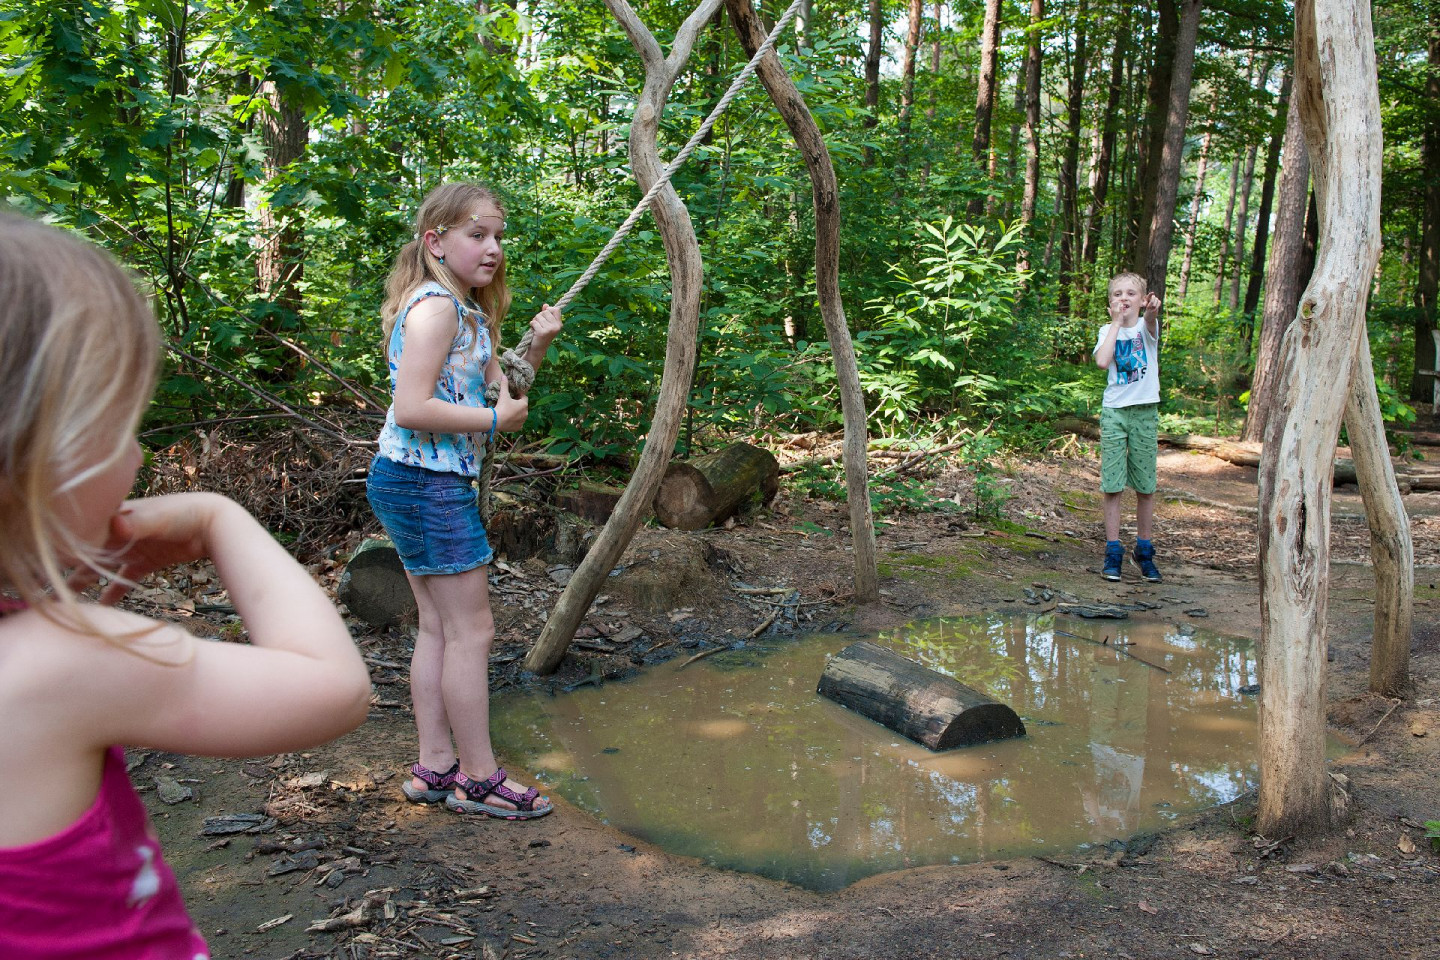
[438,255,446,265]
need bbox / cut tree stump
[653,441,779,530]
[817,641,1026,750]
[337,537,415,628]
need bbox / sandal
[445,767,553,820]
[400,761,459,804]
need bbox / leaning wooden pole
[1256,0,1382,836]
[726,0,879,602]
[524,0,724,675]
[1344,336,1413,697]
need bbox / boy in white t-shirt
[1092,272,1163,582]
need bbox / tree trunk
[1134,0,1179,271]
[1018,0,1043,274]
[653,441,779,530]
[1229,142,1259,311]
[817,641,1026,750]
[1257,0,1383,838]
[1213,156,1241,305]
[897,0,924,184]
[968,0,1004,216]
[726,0,879,603]
[1143,0,1204,300]
[1057,0,1089,318]
[1242,69,1295,334]
[923,0,942,181]
[257,81,307,317]
[1411,20,1439,404]
[1242,94,1310,444]
[525,0,724,675]
[1082,21,1129,267]
[1344,336,1414,697]
[1176,130,1212,303]
[863,0,882,166]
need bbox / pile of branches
[141,419,378,562]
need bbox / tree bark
[817,641,1027,750]
[897,0,924,184]
[1257,0,1383,838]
[1176,130,1212,303]
[1411,20,1439,404]
[525,0,724,675]
[1242,69,1295,334]
[726,0,879,603]
[1082,20,1129,267]
[1344,336,1414,697]
[1134,0,1179,271]
[1213,156,1241,305]
[1057,0,1089,318]
[1242,94,1310,444]
[1018,0,1043,275]
[968,0,1004,216]
[863,0,882,166]
[1229,142,1259,311]
[1143,0,1204,299]
[653,441,779,530]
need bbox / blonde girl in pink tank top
[0,214,373,958]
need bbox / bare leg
[1136,492,1155,540]
[420,566,541,810]
[1103,491,1124,542]
[406,573,455,789]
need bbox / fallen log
[653,440,779,530]
[336,537,415,628]
[817,641,1026,750]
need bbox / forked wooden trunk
[653,441,779,530]
[817,641,1026,750]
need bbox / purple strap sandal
[445,767,553,820]
[400,761,459,804]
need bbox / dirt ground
[134,438,1440,960]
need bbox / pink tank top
[0,745,210,959]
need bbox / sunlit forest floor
[133,433,1440,959]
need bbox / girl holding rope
[367,182,561,819]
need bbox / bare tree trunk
[1134,0,1179,271]
[1243,95,1310,444]
[1257,0,1383,838]
[1345,335,1414,698]
[256,80,307,379]
[923,0,942,181]
[1411,20,1439,403]
[1057,0,1089,318]
[1018,0,1043,275]
[1143,0,1204,300]
[1229,142,1259,311]
[525,0,724,675]
[968,0,1004,216]
[1176,130,1212,303]
[1082,20,1129,267]
[1213,156,1241,305]
[863,0,882,166]
[897,0,924,185]
[1242,69,1295,334]
[1003,58,1026,222]
[726,0,879,602]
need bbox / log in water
[817,641,1026,750]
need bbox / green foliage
[959,430,1009,519]
[1426,821,1440,853]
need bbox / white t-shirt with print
[1093,321,1160,408]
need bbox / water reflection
[491,615,1260,891]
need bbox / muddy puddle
[492,615,1263,891]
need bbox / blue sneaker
[1133,542,1162,582]
[1102,542,1124,581]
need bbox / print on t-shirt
[1113,332,1147,386]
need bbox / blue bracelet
[487,406,498,444]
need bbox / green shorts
[1099,403,1158,494]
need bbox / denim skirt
[365,455,494,576]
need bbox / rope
[476,0,806,518]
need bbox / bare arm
[521,304,564,375]
[1093,320,1123,369]
[392,298,501,435]
[1143,292,1162,340]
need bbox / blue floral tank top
[375,281,493,477]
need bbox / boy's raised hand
[1143,293,1162,317]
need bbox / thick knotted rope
[476,0,806,519]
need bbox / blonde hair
[1108,271,1148,296]
[381,182,510,349]
[0,211,160,626]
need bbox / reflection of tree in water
[877,617,1022,693]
